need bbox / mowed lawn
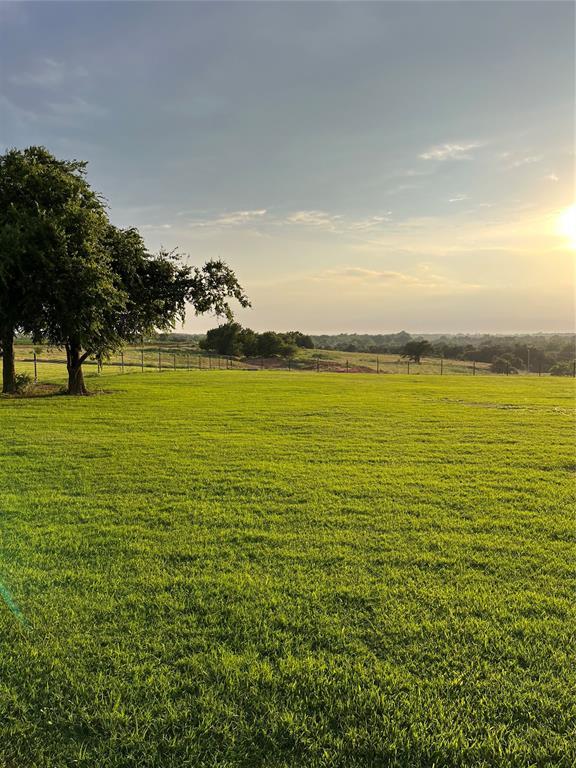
[0,371,574,768]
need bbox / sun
[557,204,576,249]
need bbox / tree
[0,146,250,395]
[42,226,250,394]
[401,339,432,364]
[549,361,574,377]
[200,322,245,356]
[238,328,259,357]
[256,331,296,358]
[490,356,518,374]
[0,146,108,393]
[286,331,314,349]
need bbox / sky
[1,0,574,334]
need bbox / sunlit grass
[0,372,574,767]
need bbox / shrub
[549,361,574,377]
[491,357,518,374]
[14,372,33,393]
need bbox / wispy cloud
[314,265,484,293]
[188,209,267,228]
[0,93,106,124]
[47,97,107,118]
[287,210,342,229]
[510,154,542,168]
[0,94,41,123]
[419,142,482,161]
[9,58,88,88]
[286,210,393,233]
[544,173,559,182]
[448,194,469,203]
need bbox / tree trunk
[66,342,88,395]
[1,323,16,394]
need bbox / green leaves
[0,147,250,393]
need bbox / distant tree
[490,356,518,374]
[549,361,574,377]
[286,331,314,349]
[201,322,245,356]
[239,327,259,357]
[401,339,432,364]
[256,331,296,358]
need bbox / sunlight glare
[557,204,576,249]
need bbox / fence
[12,342,572,384]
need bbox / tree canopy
[400,340,432,364]
[200,324,313,358]
[0,146,250,394]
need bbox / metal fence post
[440,356,444,375]
[141,346,144,373]
[173,353,176,370]
[376,356,380,374]
[158,348,162,372]
[473,360,476,376]
[198,355,202,369]
[346,359,349,373]
[407,361,410,375]
[121,351,124,373]
[33,351,38,383]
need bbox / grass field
[1,371,574,767]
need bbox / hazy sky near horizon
[1,1,574,333]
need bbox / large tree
[0,146,109,392]
[41,224,250,394]
[0,146,250,395]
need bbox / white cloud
[287,210,342,229]
[545,173,559,182]
[188,209,267,228]
[511,155,542,168]
[448,195,469,203]
[286,210,394,233]
[347,214,393,231]
[419,142,482,161]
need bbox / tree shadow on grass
[1,383,117,400]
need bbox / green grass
[0,371,574,767]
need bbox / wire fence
[12,342,572,384]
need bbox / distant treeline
[311,332,575,373]
[31,327,561,375]
[151,328,575,373]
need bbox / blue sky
[1,1,574,333]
